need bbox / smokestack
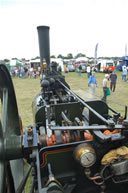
[37,26,50,66]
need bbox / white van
[96,60,115,72]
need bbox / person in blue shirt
[88,72,97,99]
[122,66,127,82]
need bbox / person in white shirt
[101,74,109,103]
[122,65,126,71]
[87,65,91,78]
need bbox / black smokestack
[37,26,50,66]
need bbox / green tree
[57,54,64,59]
[21,58,26,60]
[4,59,10,63]
[67,53,73,59]
[75,53,86,58]
[50,55,56,58]
[12,57,18,60]
[35,56,40,59]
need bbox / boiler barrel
[37,26,50,66]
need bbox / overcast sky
[0,0,128,59]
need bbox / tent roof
[30,59,40,63]
[75,57,89,62]
[10,59,23,67]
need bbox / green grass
[64,71,127,116]
[12,71,128,129]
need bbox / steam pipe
[37,26,50,66]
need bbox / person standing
[88,71,97,99]
[122,66,127,82]
[33,69,37,79]
[110,70,117,92]
[101,74,109,103]
[78,64,82,76]
[64,65,69,74]
[87,65,91,78]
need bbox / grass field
[12,70,128,129]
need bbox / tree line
[3,54,121,63]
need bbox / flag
[95,43,99,59]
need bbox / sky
[0,0,128,60]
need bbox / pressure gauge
[74,143,96,168]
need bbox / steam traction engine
[0,26,128,193]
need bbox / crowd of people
[87,65,128,103]
[88,71,117,103]
[10,64,127,104]
[10,66,41,78]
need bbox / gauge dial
[80,151,96,167]
[74,143,96,168]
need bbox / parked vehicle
[116,56,128,71]
[96,60,115,72]
[67,64,75,72]
[77,63,87,73]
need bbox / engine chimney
[37,26,50,67]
